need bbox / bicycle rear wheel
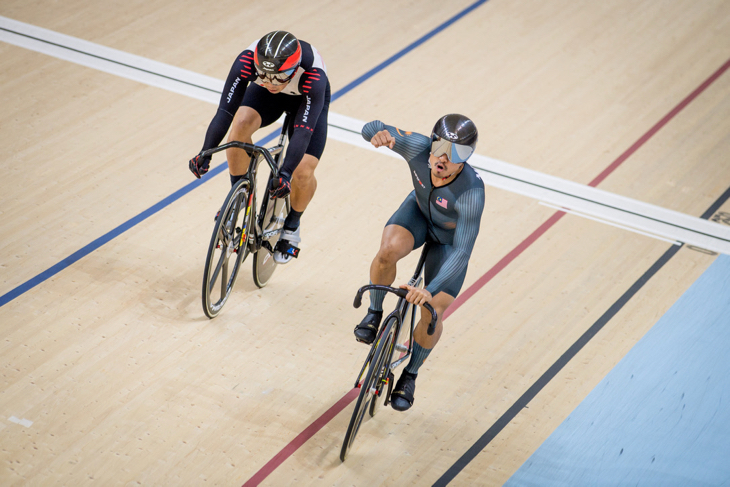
[252,192,289,288]
[341,316,397,462]
[202,179,253,318]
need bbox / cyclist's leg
[273,152,318,265]
[287,154,319,223]
[392,245,464,411]
[283,92,329,230]
[273,90,329,265]
[226,107,261,178]
[227,84,286,180]
[355,193,427,344]
[369,224,415,287]
[353,224,414,344]
[412,291,455,348]
[391,291,455,411]
[370,192,427,292]
[410,243,465,352]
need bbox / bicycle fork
[237,192,254,250]
[382,371,395,406]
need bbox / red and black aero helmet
[254,31,302,84]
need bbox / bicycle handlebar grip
[353,285,437,334]
[354,284,385,308]
[199,140,276,169]
[199,142,253,158]
[353,290,364,308]
[386,288,436,333]
[199,143,278,175]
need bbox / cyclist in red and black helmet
[189,30,330,265]
[253,31,302,85]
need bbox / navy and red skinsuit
[199,39,330,179]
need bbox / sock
[368,281,387,312]
[405,342,432,375]
[284,209,303,231]
[230,174,245,187]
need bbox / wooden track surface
[2,1,730,485]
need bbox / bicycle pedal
[395,344,408,353]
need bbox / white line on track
[8,416,33,428]
[538,202,681,246]
[3,15,730,254]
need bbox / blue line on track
[331,0,490,103]
[0,0,489,307]
[0,128,279,308]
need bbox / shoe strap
[275,238,300,258]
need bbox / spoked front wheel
[341,317,397,462]
[252,192,289,288]
[202,179,253,318]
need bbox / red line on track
[589,57,730,188]
[242,388,360,486]
[444,211,566,320]
[241,56,730,486]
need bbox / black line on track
[0,26,220,93]
[477,168,730,244]
[433,184,730,486]
[327,124,361,135]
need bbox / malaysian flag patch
[436,196,448,208]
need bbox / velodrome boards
[1,0,730,485]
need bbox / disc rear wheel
[252,193,289,288]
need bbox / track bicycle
[199,115,293,319]
[340,244,437,461]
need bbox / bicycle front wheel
[202,179,253,318]
[340,316,397,462]
[368,317,398,418]
[252,193,289,288]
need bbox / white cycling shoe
[273,226,301,264]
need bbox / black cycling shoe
[353,308,382,345]
[391,370,417,411]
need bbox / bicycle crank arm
[262,228,283,239]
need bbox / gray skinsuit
[362,121,485,297]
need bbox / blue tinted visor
[431,136,474,163]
